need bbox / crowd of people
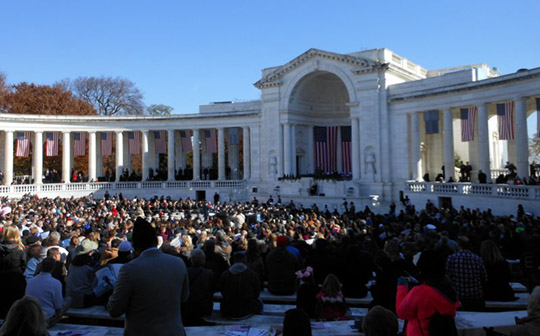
[0,192,540,335]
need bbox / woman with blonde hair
[315,274,349,321]
[0,296,49,336]
[0,225,26,273]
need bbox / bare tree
[147,104,173,116]
[64,76,144,116]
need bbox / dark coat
[182,266,216,322]
[219,262,262,318]
[0,242,27,273]
[266,247,299,295]
[483,261,516,301]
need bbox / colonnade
[2,126,252,186]
[410,96,532,182]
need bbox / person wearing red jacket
[396,250,459,336]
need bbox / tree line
[0,72,172,116]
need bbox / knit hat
[276,235,288,247]
[118,241,132,252]
[132,217,157,250]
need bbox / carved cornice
[254,48,378,89]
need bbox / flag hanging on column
[101,132,112,156]
[180,130,193,152]
[204,129,217,154]
[460,107,477,142]
[128,131,141,155]
[340,126,352,174]
[73,132,86,156]
[154,131,167,154]
[424,110,439,134]
[15,132,30,157]
[45,132,59,157]
[497,102,515,140]
[314,126,338,173]
[536,98,540,138]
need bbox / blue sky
[1,0,539,130]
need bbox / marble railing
[0,180,246,195]
[405,181,540,200]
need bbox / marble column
[277,124,283,178]
[115,131,123,182]
[33,132,43,185]
[62,132,71,183]
[168,130,175,181]
[477,103,491,181]
[515,97,529,178]
[4,131,13,186]
[443,109,455,180]
[218,128,225,180]
[192,129,200,180]
[307,126,314,174]
[243,127,250,180]
[290,124,296,175]
[283,123,291,176]
[351,117,360,180]
[88,132,97,182]
[141,130,149,181]
[96,133,103,178]
[411,113,421,181]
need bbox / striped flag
[73,132,86,156]
[180,130,193,152]
[497,102,515,140]
[128,131,141,155]
[45,132,59,157]
[314,126,338,173]
[341,126,352,174]
[204,129,217,154]
[101,132,112,156]
[16,132,31,157]
[154,131,167,154]
[460,107,476,142]
[536,98,540,138]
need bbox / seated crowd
[0,193,539,335]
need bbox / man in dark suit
[108,217,189,336]
[478,170,487,184]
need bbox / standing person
[266,236,300,295]
[396,250,459,336]
[182,248,216,326]
[0,225,27,273]
[108,217,190,336]
[446,236,487,310]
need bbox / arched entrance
[285,71,352,177]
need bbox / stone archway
[286,71,352,176]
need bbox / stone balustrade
[405,181,540,200]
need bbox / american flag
[154,131,167,154]
[73,132,86,156]
[45,132,59,157]
[314,126,338,173]
[341,126,352,174]
[204,129,217,154]
[16,132,31,157]
[536,98,540,138]
[128,131,141,155]
[460,107,476,142]
[497,102,515,140]
[101,132,112,156]
[180,130,193,152]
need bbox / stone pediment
[254,48,379,89]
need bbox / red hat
[276,235,288,247]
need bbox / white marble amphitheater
[1,48,539,215]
